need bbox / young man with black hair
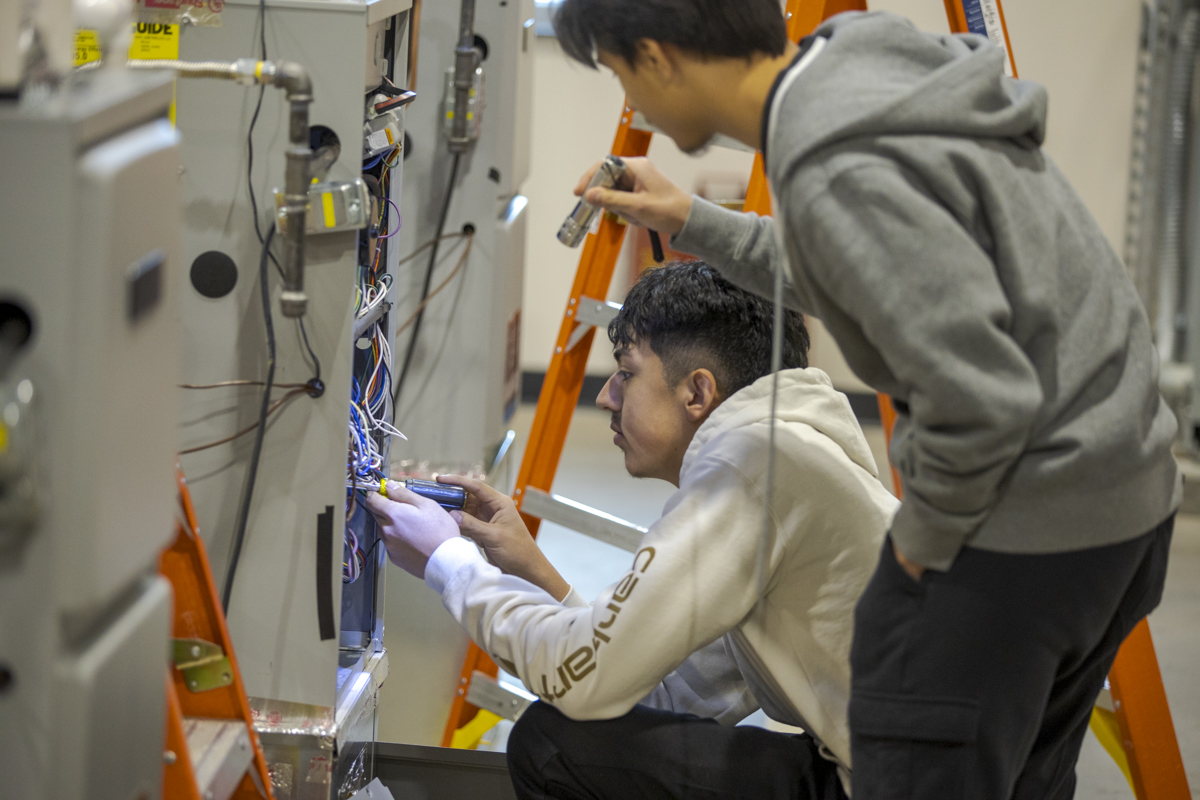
[365,261,898,799]
[554,2,1180,799]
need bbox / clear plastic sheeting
[134,0,223,28]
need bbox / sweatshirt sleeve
[426,455,778,720]
[671,196,814,314]
[641,637,760,726]
[793,164,1043,570]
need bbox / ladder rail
[440,109,653,746]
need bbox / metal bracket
[353,299,392,339]
[565,296,622,352]
[464,670,536,721]
[521,487,646,553]
[173,638,235,693]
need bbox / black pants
[850,516,1174,800]
[507,703,848,800]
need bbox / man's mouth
[610,420,623,444]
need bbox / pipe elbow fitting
[274,61,313,101]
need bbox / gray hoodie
[672,11,1181,570]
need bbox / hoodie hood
[767,11,1047,181]
[683,367,879,479]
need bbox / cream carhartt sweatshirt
[425,368,898,788]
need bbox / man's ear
[633,38,679,83]
[682,368,721,423]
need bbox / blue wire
[363,152,384,171]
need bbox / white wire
[758,234,787,601]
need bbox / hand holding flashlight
[567,156,694,240]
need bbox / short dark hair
[554,0,788,69]
[609,260,809,397]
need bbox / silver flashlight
[557,155,628,247]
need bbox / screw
[164,750,177,765]
[556,347,562,353]
[189,680,198,689]
[566,309,574,316]
[191,645,201,658]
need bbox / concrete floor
[504,403,1200,798]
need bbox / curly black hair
[609,260,809,397]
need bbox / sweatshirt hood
[767,11,1047,179]
[684,368,879,478]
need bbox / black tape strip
[316,505,336,641]
[649,230,665,263]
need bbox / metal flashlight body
[404,478,467,510]
[557,155,628,247]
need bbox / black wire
[223,224,277,613]
[243,0,321,386]
[394,151,461,406]
[247,86,267,242]
[247,0,268,243]
[298,317,321,381]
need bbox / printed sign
[960,0,1014,77]
[74,23,179,66]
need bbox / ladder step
[566,296,623,352]
[522,487,647,553]
[184,717,253,800]
[464,670,537,721]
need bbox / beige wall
[521,1,1142,390]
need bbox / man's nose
[596,374,620,411]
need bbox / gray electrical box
[379,0,535,747]
[0,68,180,800]
[173,0,408,795]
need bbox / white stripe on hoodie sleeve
[426,453,783,721]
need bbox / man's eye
[618,371,632,381]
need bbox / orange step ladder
[160,467,275,800]
[443,2,1192,798]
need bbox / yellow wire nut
[255,61,264,78]
[379,479,388,498]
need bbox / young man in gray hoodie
[554,2,1180,799]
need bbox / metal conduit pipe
[1154,4,1200,362]
[128,58,314,317]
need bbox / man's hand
[892,541,927,582]
[437,475,571,602]
[574,157,693,236]
[363,481,461,580]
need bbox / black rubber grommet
[190,251,238,299]
[0,301,33,349]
